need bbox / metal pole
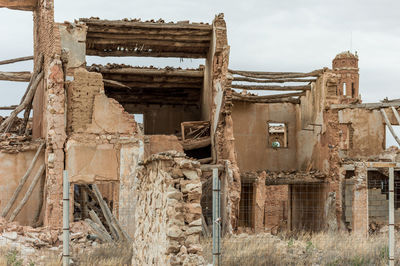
[63,170,70,266]
[212,168,221,266]
[388,167,394,266]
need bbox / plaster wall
[231,102,298,171]
[0,149,44,225]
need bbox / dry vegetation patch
[202,232,400,265]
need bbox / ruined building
[0,0,400,264]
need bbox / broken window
[268,122,288,148]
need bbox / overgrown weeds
[202,231,400,265]
[73,241,132,266]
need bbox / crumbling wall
[132,152,204,265]
[0,142,44,225]
[66,68,141,235]
[67,68,102,133]
[231,102,298,171]
[264,185,288,232]
[31,0,67,227]
[338,107,399,158]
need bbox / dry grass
[73,242,132,266]
[202,231,400,266]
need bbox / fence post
[63,170,70,266]
[212,168,221,266]
[389,167,394,266]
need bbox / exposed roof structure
[80,18,213,58]
[88,64,204,106]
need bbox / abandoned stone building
[1,0,400,264]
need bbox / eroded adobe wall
[0,142,44,226]
[133,152,204,265]
[231,102,298,172]
[338,107,399,158]
[66,68,141,235]
[31,0,67,227]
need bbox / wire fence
[202,169,400,265]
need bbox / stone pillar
[253,171,266,233]
[352,162,368,236]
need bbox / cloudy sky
[0,0,399,145]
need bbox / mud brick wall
[264,185,288,231]
[132,152,205,266]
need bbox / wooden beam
[87,38,210,48]
[0,71,31,82]
[381,108,400,146]
[365,162,398,168]
[0,105,17,110]
[229,69,323,79]
[86,25,212,36]
[233,77,316,83]
[200,164,224,172]
[1,142,45,218]
[86,49,207,58]
[9,164,45,222]
[232,91,305,100]
[85,218,113,243]
[181,137,211,150]
[330,102,400,110]
[391,107,400,125]
[0,56,33,66]
[80,18,213,31]
[87,32,211,42]
[105,81,202,89]
[231,84,311,91]
[232,96,300,104]
[0,71,43,132]
[94,67,204,77]
[103,79,132,90]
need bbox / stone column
[352,162,368,236]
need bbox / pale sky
[0,0,399,145]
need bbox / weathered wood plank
[86,49,207,58]
[1,142,45,218]
[233,77,316,83]
[0,71,31,82]
[231,84,311,91]
[229,69,323,79]
[9,164,45,222]
[181,137,211,150]
[0,56,33,66]
[94,67,204,77]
